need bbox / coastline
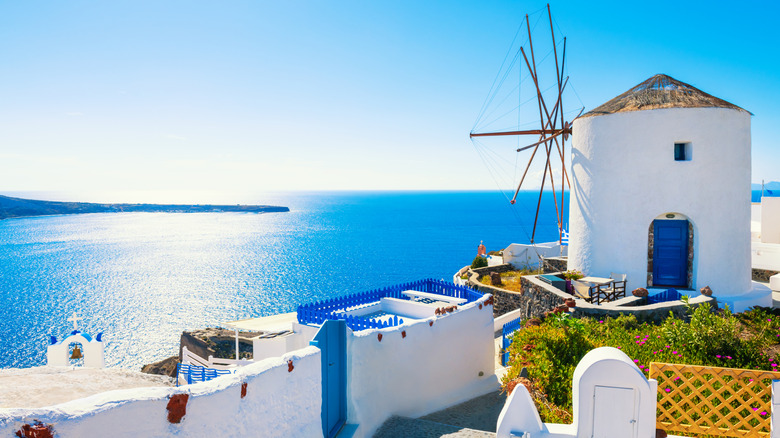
[0,194,289,220]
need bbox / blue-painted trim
[298,279,481,331]
[501,316,523,367]
[311,320,347,438]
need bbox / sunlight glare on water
[0,191,566,370]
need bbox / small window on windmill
[674,142,691,161]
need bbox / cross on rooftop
[67,312,83,330]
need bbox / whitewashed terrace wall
[497,347,657,438]
[346,294,497,438]
[503,243,567,269]
[0,347,322,438]
[762,197,780,244]
[753,242,780,272]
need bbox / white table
[580,276,614,286]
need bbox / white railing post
[771,380,780,438]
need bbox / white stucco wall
[568,107,753,299]
[345,294,497,438]
[496,347,657,438]
[0,347,322,438]
[503,242,567,269]
[761,197,780,244]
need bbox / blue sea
[0,191,568,370]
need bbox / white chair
[572,280,596,304]
[610,272,627,281]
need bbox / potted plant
[561,270,583,293]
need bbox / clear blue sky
[1,1,777,200]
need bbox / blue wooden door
[310,320,346,438]
[653,220,689,287]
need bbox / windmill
[470,4,582,244]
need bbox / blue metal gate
[653,220,689,287]
[310,320,347,438]
[501,316,523,367]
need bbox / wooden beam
[470,128,571,138]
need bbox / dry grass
[479,269,542,292]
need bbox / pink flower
[753,407,758,411]
[639,365,644,369]
[617,346,622,349]
[665,388,671,392]
[634,359,639,363]
[636,341,642,344]
[635,335,641,338]
[762,411,768,416]
[599,320,604,323]
[674,377,681,381]
[672,351,678,354]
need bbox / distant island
[0,195,289,220]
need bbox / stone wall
[753,268,780,283]
[467,272,569,319]
[540,257,567,273]
[466,266,717,323]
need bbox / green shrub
[470,255,488,269]
[502,306,780,423]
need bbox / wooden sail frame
[469,4,572,244]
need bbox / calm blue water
[752,189,779,202]
[0,191,568,369]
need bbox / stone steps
[372,416,494,438]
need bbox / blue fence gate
[501,316,523,367]
[310,320,347,438]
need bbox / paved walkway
[372,390,506,437]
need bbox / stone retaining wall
[467,268,567,318]
[466,265,717,323]
[753,268,780,283]
[540,256,568,273]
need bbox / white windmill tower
[567,74,771,311]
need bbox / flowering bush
[560,270,584,280]
[502,305,780,423]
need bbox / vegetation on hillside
[502,303,780,424]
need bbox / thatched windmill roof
[582,74,748,118]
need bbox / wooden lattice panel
[649,362,780,437]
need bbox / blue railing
[647,288,683,304]
[297,278,482,332]
[176,363,233,386]
[501,316,523,367]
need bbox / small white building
[567,74,771,310]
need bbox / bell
[70,346,83,360]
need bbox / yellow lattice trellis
[649,362,780,437]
